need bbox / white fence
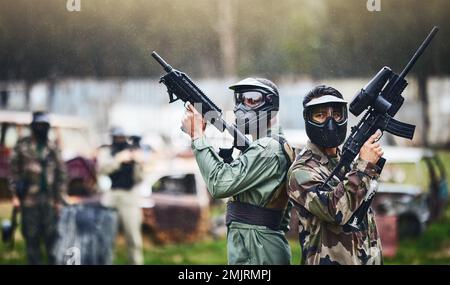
[1,76,449,146]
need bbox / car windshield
[151,174,197,196]
[379,160,430,191]
[3,125,30,148]
[56,128,93,159]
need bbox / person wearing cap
[287,85,383,265]
[182,78,294,265]
[97,127,144,265]
[9,111,67,264]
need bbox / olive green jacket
[192,126,292,265]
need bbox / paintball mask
[303,94,348,148]
[229,78,279,136]
[31,111,50,144]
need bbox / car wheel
[398,214,422,239]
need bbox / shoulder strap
[232,135,295,204]
[263,135,295,209]
[270,134,295,168]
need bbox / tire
[398,214,422,239]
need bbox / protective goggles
[307,103,347,125]
[234,90,268,109]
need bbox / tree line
[0,0,448,82]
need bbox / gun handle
[218,147,234,163]
[376,157,386,174]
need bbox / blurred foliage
[384,204,450,264]
[117,236,302,265]
[0,0,448,81]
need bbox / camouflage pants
[21,203,58,265]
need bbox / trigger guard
[168,90,178,103]
[375,131,384,142]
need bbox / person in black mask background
[97,127,144,265]
[10,111,67,264]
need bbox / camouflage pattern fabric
[10,137,66,205]
[10,136,67,264]
[287,141,382,265]
[20,200,58,264]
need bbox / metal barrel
[399,26,439,79]
[151,51,173,72]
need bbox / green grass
[0,201,302,265]
[116,236,228,265]
[0,230,301,265]
[1,204,449,265]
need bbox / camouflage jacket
[10,137,67,206]
[287,141,382,265]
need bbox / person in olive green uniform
[10,112,67,265]
[182,78,294,265]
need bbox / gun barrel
[151,51,173,72]
[398,26,439,79]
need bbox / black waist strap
[226,201,283,231]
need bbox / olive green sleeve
[192,136,280,199]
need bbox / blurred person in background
[9,111,67,265]
[97,127,144,265]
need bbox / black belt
[226,201,283,231]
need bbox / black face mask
[305,115,347,148]
[232,88,278,137]
[111,141,129,156]
[31,124,49,144]
[233,106,274,137]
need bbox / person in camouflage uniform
[182,78,294,265]
[287,85,383,265]
[10,111,67,265]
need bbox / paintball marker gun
[151,52,251,155]
[321,26,439,231]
